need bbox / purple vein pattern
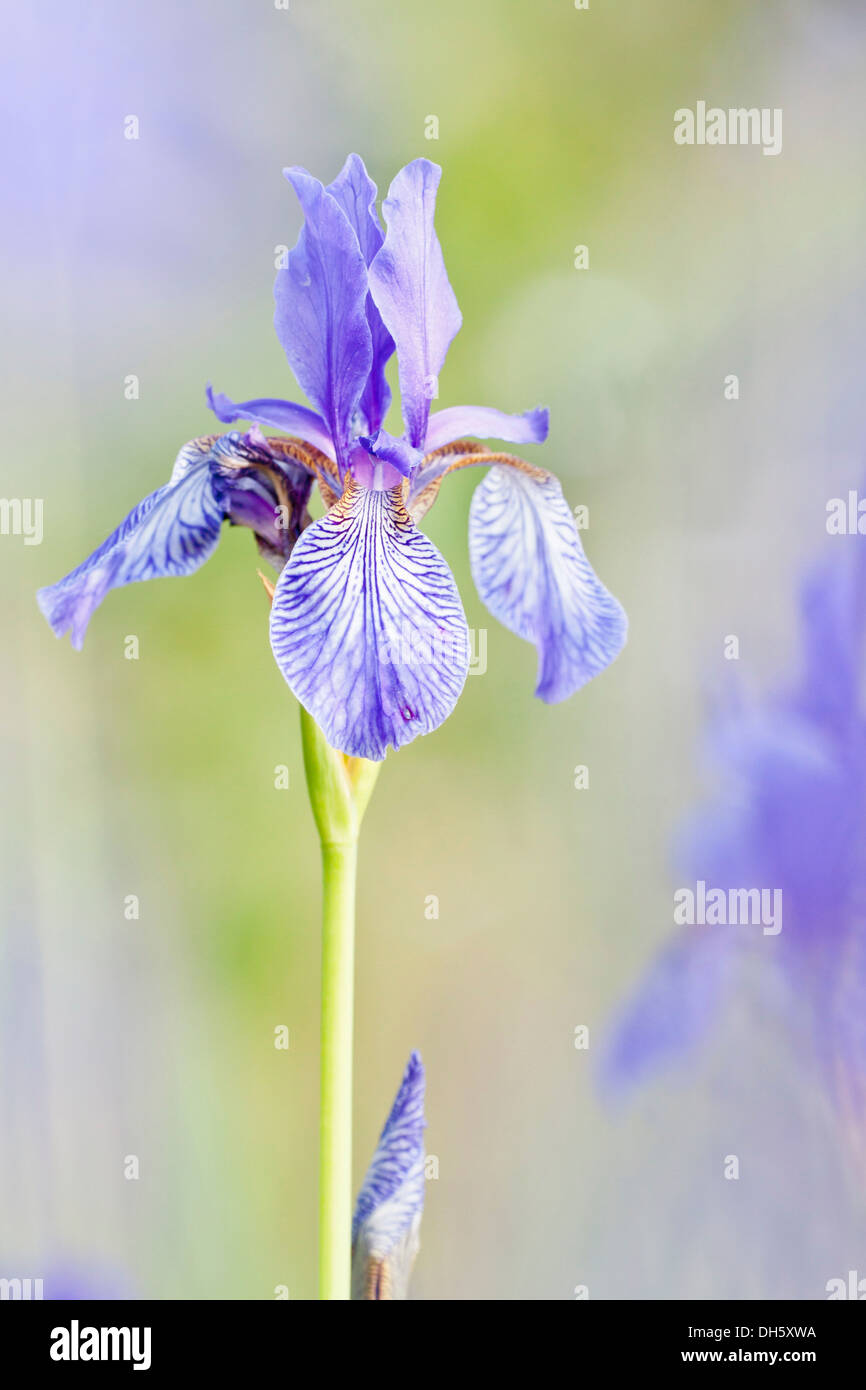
[38,155,627,759]
[352,1051,426,1301]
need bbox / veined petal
[469,466,627,701]
[276,169,372,469]
[37,440,225,649]
[425,403,549,453]
[270,479,469,760]
[368,159,461,449]
[206,384,335,461]
[352,1052,426,1301]
[326,153,394,433]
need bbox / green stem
[318,839,357,1300]
[300,706,380,1301]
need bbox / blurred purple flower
[351,1051,426,1300]
[37,154,626,761]
[600,533,866,1137]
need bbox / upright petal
[206,384,334,460]
[270,479,469,760]
[326,154,395,433]
[425,403,549,453]
[368,159,461,449]
[469,466,627,701]
[352,1052,426,1301]
[276,169,372,470]
[37,440,226,649]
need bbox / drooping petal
[270,479,469,760]
[205,384,335,461]
[425,403,549,453]
[352,1051,426,1301]
[276,169,372,470]
[37,439,226,649]
[597,933,739,1103]
[368,159,461,449]
[326,153,395,433]
[469,466,627,701]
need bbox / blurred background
[3,0,866,1299]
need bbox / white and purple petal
[326,153,395,434]
[351,1051,426,1301]
[424,403,549,454]
[469,466,627,701]
[276,169,372,470]
[368,159,462,449]
[37,440,226,649]
[206,384,334,459]
[270,480,469,760]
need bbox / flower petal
[425,403,549,453]
[597,933,738,1103]
[205,384,335,461]
[352,1051,426,1301]
[210,430,314,566]
[469,466,627,700]
[37,440,225,649]
[326,154,395,433]
[368,159,461,449]
[357,428,422,480]
[276,169,372,470]
[270,479,469,760]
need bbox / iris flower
[600,534,866,1148]
[351,1050,426,1300]
[38,155,626,759]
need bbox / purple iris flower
[351,1050,425,1300]
[38,155,626,760]
[599,533,866,1140]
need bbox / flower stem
[300,706,380,1300]
[318,838,357,1300]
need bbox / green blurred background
[4,0,866,1297]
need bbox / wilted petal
[326,153,394,433]
[37,439,225,649]
[270,480,469,760]
[469,466,627,701]
[425,403,549,453]
[368,159,461,449]
[206,384,334,460]
[276,169,372,469]
[352,1051,426,1301]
